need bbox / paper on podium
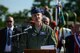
[40,45,55,50]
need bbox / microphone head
[30,26,32,28]
[24,26,32,31]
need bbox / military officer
[20,7,57,52]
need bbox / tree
[59,0,80,22]
[33,0,52,7]
[0,5,8,28]
[0,5,8,16]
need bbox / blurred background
[0,0,80,29]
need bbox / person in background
[42,15,56,30]
[43,5,51,20]
[0,16,21,53]
[65,24,80,53]
[50,20,56,30]
[42,16,50,25]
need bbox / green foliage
[0,19,5,28]
[33,0,52,8]
[0,5,8,15]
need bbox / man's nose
[35,15,39,18]
[36,16,39,18]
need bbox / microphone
[10,26,32,38]
[24,26,32,31]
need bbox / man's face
[44,18,50,25]
[32,13,42,23]
[6,17,14,27]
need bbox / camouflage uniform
[20,23,57,51]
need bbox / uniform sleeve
[51,30,57,46]
[46,26,57,46]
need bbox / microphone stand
[10,25,32,38]
[10,26,32,53]
[10,31,28,38]
[10,31,28,53]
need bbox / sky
[0,0,34,13]
[0,0,68,13]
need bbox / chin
[36,20,40,22]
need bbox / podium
[24,49,56,53]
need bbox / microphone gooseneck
[10,26,32,38]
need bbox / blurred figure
[0,16,21,53]
[43,5,51,20]
[42,16,50,25]
[42,16,56,30]
[50,20,56,30]
[57,26,72,53]
[65,24,80,53]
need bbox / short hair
[5,16,14,22]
